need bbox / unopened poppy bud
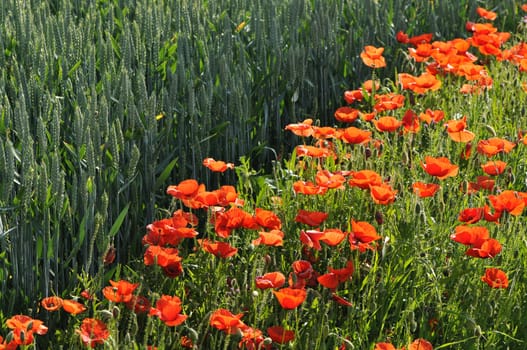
[112,305,120,318]
[375,211,384,225]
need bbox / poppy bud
[375,211,384,225]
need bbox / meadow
[2,0,527,349]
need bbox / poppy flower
[166,179,203,200]
[300,229,324,250]
[360,45,386,68]
[149,295,188,326]
[348,169,383,189]
[334,107,360,123]
[254,208,282,230]
[267,326,295,344]
[351,220,381,243]
[396,31,409,44]
[476,7,497,20]
[369,183,397,205]
[292,180,328,195]
[202,158,234,172]
[315,170,346,189]
[421,156,459,180]
[412,182,440,198]
[284,119,314,137]
[373,93,405,112]
[450,225,489,247]
[344,89,364,104]
[481,268,509,288]
[62,299,87,315]
[408,33,433,46]
[488,190,525,216]
[419,109,445,124]
[255,271,286,289]
[6,315,48,346]
[320,228,347,246]
[408,338,434,350]
[272,287,307,309]
[466,238,502,258]
[295,209,329,226]
[481,160,507,175]
[143,245,182,267]
[477,137,516,156]
[339,126,372,144]
[372,116,403,132]
[458,207,484,224]
[209,309,246,334]
[41,296,64,311]
[295,144,332,158]
[76,318,110,348]
[292,260,314,280]
[199,239,238,258]
[402,109,420,133]
[317,272,341,289]
[252,229,284,246]
[313,126,338,139]
[102,279,139,303]
[375,343,397,350]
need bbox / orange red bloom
[272,287,307,309]
[102,279,139,303]
[360,45,386,68]
[421,156,459,180]
[149,295,188,326]
[481,268,509,288]
[76,318,110,348]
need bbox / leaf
[108,203,130,238]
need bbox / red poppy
[102,279,139,303]
[344,89,364,104]
[476,7,497,20]
[488,190,525,216]
[466,238,502,258]
[143,245,182,267]
[315,170,346,189]
[334,107,360,123]
[408,338,434,350]
[320,228,347,246]
[419,109,445,124]
[458,207,484,224]
[421,156,459,180]
[150,295,188,326]
[318,262,354,289]
[295,209,329,226]
[396,31,409,44]
[299,229,324,250]
[180,336,194,349]
[76,318,110,348]
[408,33,433,46]
[6,315,48,346]
[285,119,314,137]
[348,170,383,189]
[272,287,307,309]
[373,116,403,132]
[350,220,381,243]
[41,296,64,311]
[252,229,284,246]
[166,179,203,200]
[203,158,234,172]
[374,93,405,112]
[369,183,397,205]
[375,343,397,350]
[209,309,246,335]
[295,144,331,158]
[339,126,372,145]
[481,160,507,175]
[199,239,238,258]
[412,182,440,198]
[293,180,328,195]
[62,299,87,315]
[481,268,508,288]
[254,208,282,230]
[402,109,420,133]
[267,326,295,344]
[360,45,386,68]
[450,225,489,247]
[477,137,516,156]
[292,260,314,280]
[255,271,286,289]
